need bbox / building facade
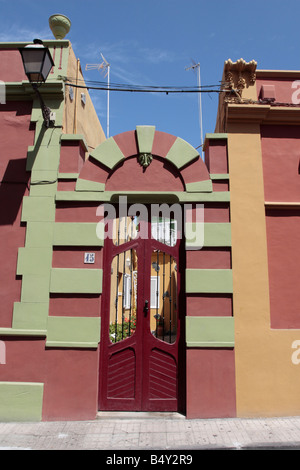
[0,31,299,421]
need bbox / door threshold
[97,411,186,420]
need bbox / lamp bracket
[32,83,55,128]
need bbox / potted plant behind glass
[154,314,164,337]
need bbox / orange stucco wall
[228,118,300,417]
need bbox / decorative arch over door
[74,125,213,413]
[75,125,212,194]
[54,126,233,417]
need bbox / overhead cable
[63,77,229,94]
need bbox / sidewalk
[1,412,300,450]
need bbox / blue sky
[1,0,300,150]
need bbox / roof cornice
[0,40,70,49]
[227,103,300,125]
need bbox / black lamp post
[19,39,55,127]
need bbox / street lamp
[19,39,55,127]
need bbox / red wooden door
[99,210,185,412]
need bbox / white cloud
[0,24,50,42]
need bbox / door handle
[144,300,149,317]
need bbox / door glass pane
[150,250,177,344]
[109,249,137,343]
[113,216,139,246]
[151,216,177,247]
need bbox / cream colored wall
[63,45,106,154]
[228,120,300,417]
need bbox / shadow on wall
[0,158,29,225]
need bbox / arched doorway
[99,206,185,412]
[74,125,214,415]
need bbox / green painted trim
[60,134,88,152]
[21,196,55,222]
[17,247,52,275]
[30,170,58,197]
[25,222,54,247]
[0,382,44,422]
[30,98,64,129]
[55,191,230,203]
[46,341,99,348]
[185,223,231,249]
[21,274,51,303]
[204,223,231,246]
[12,303,48,331]
[26,139,61,173]
[90,137,125,170]
[76,178,105,192]
[186,269,233,293]
[58,173,79,179]
[165,137,199,169]
[136,125,156,154]
[185,180,212,193]
[0,328,46,336]
[50,268,102,294]
[4,81,64,100]
[30,170,58,182]
[203,133,228,151]
[205,133,228,140]
[53,222,103,246]
[29,182,58,197]
[0,40,70,48]
[186,316,234,347]
[46,316,100,348]
[210,173,230,180]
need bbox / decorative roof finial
[49,14,71,40]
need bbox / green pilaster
[0,382,44,422]
[186,316,234,347]
[17,247,52,275]
[12,303,48,331]
[20,273,51,303]
[185,223,232,249]
[186,269,233,293]
[50,268,103,294]
[25,222,54,247]
[53,222,104,246]
[21,196,55,222]
[46,316,100,348]
[0,43,105,367]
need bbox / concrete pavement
[0,412,300,451]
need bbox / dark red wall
[261,125,300,203]
[186,348,236,419]
[0,101,34,328]
[266,209,300,328]
[0,50,27,82]
[261,124,300,328]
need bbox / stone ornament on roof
[49,14,71,40]
[224,58,257,101]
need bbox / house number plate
[84,252,95,264]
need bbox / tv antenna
[185,60,204,159]
[86,53,110,138]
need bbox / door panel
[107,348,136,399]
[99,210,184,412]
[149,348,177,399]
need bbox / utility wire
[65,82,227,94]
[63,77,229,94]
